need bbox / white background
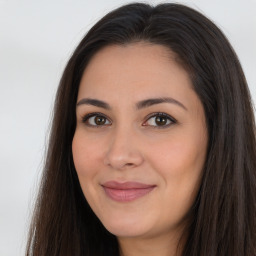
[0,0,255,255]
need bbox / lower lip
[103,186,156,202]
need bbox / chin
[106,225,151,238]
[100,214,154,238]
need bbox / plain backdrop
[0,0,255,255]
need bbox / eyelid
[81,112,177,128]
[142,112,177,128]
[82,112,112,127]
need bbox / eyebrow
[76,97,187,111]
[77,98,111,110]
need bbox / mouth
[101,181,156,202]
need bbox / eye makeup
[81,111,177,129]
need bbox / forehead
[82,42,180,79]
[77,42,196,108]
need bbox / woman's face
[72,42,208,240]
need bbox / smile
[102,181,156,202]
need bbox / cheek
[72,130,105,209]
[72,130,105,198]
[148,134,206,222]
[147,131,207,196]
[72,130,102,175]
[150,138,205,172]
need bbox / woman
[26,3,256,256]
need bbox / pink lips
[102,181,156,202]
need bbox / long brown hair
[26,3,256,256]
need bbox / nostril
[103,147,144,169]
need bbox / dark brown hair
[26,3,256,256]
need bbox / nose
[103,127,144,170]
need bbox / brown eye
[155,116,168,126]
[83,113,111,127]
[143,113,176,128]
[94,116,106,125]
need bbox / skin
[72,42,208,256]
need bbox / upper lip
[102,181,156,189]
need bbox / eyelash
[81,112,177,129]
[143,112,177,129]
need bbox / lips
[102,181,156,202]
